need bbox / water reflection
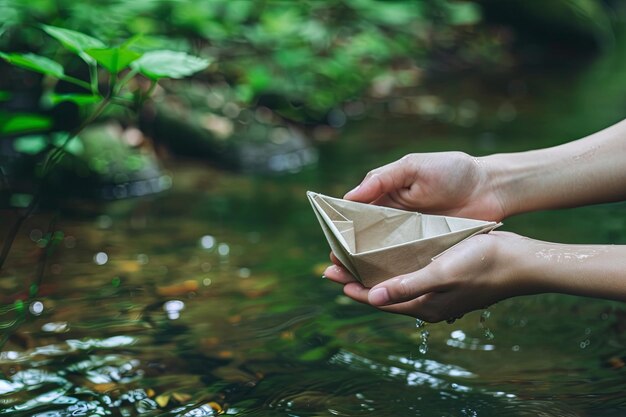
[164,300,185,320]
[3,55,626,417]
[93,252,108,265]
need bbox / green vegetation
[0,1,624,415]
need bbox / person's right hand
[344,152,507,221]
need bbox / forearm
[504,237,626,302]
[483,119,626,217]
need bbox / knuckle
[428,259,450,281]
[397,276,416,300]
[364,168,379,179]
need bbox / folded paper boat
[308,191,501,287]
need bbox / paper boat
[308,191,501,287]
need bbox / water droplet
[238,268,251,278]
[137,253,149,265]
[415,319,426,328]
[480,309,494,340]
[164,300,185,320]
[200,235,216,250]
[218,243,230,256]
[94,252,108,265]
[203,278,212,286]
[29,301,44,316]
[418,329,430,354]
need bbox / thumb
[368,269,440,306]
[344,159,411,203]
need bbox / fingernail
[369,287,389,305]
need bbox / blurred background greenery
[2,1,626,416]
[1,0,620,199]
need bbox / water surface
[1,45,626,417]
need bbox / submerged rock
[141,82,318,174]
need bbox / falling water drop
[419,330,430,354]
[480,310,494,340]
[415,319,429,354]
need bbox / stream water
[1,40,626,417]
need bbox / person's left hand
[323,231,531,323]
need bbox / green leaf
[10,193,33,208]
[130,50,209,80]
[445,1,481,25]
[246,66,272,93]
[0,112,52,134]
[41,25,106,54]
[51,133,84,156]
[0,91,11,102]
[0,52,64,78]
[13,135,48,155]
[45,92,101,106]
[85,47,142,73]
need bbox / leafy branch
[0,25,210,344]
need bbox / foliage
[0,0,498,123]
[0,23,208,158]
[0,23,208,298]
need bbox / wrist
[491,232,545,298]
[479,149,560,218]
[477,153,520,219]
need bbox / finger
[378,298,448,323]
[343,281,370,303]
[324,264,357,284]
[343,284,443,322]
[343,158,411,203]
[330,252,344,267]
[371,193,407,210]
[368,269,442,306]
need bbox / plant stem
[115,68,138,95]
[61,75,92,91]
[88,62,99,95]
[143,79,158,102]
[0,96,111,270]
[0,193,41,271]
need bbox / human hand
[324,232,530,323]
[344,152,507,221]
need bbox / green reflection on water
[2,39,626,417]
